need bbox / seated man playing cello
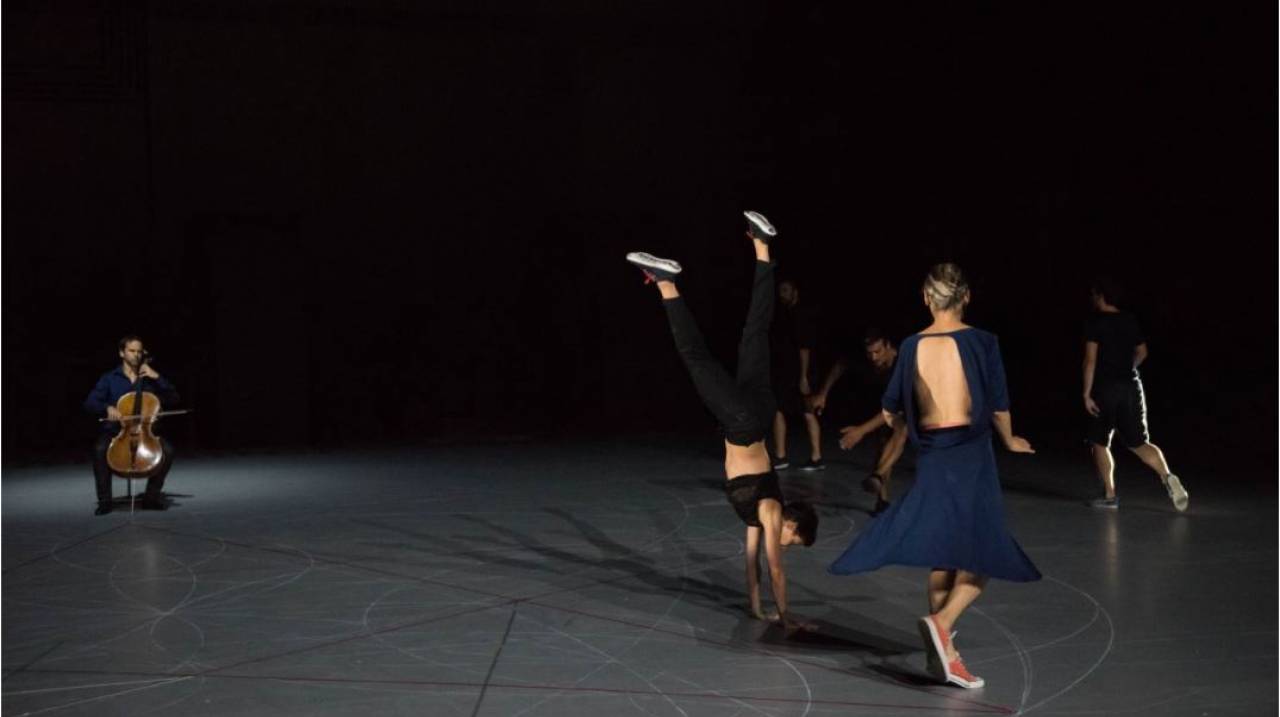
[83,335,180,515]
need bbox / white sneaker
[625,252,682,281]
[743,211,777,241]
[1164,474,1189,512]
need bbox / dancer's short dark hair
[1090,275,1126,306]
[863,327,892,347]
[118,334,143,351]
[783,502,818,547]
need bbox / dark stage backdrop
[4,2,1275,472]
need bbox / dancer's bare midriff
[725,440,772,479]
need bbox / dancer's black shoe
[139,493,169,511]
[861,473,884,495]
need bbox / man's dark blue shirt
[84,368,180,434]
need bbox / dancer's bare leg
[804,413,822,462]
[1129,441,1171,479]
[1092,443,1116,499]
[750,235,770,263]
[933,571,988,660]
[1132,440,1188,510]
[772,412,788,462]
[927,569,957,614]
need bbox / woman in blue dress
[829,263,1040,689]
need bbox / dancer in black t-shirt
[1083,277,1188,511]
[771,278,825,472]
[810,328,908,515]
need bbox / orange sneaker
[946,654,985,689]
[924,629,959,681]
[918,615,950,682]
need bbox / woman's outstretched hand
[1005,436,1035,454]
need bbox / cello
[105,354,188,478]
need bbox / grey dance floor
[3,437,1276,716]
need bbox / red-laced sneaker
[924,629,958,682]
[918,615,951,682]
[946,654,985,689]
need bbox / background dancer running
[1083,277,1189,511]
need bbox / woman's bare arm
[744,526,770,619]
[992,411,1034,453]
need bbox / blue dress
[829,328,1041,582]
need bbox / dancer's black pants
[663,260,777,446]
[93,433,172,503]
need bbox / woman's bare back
[914,335,972,429]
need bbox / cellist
[83,335,180,515]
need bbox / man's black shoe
[861,474,885,495]
[138,494,169,511]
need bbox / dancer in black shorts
[1083,277,1188,511]
[627,211,818,629]
[771,277,824,472]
